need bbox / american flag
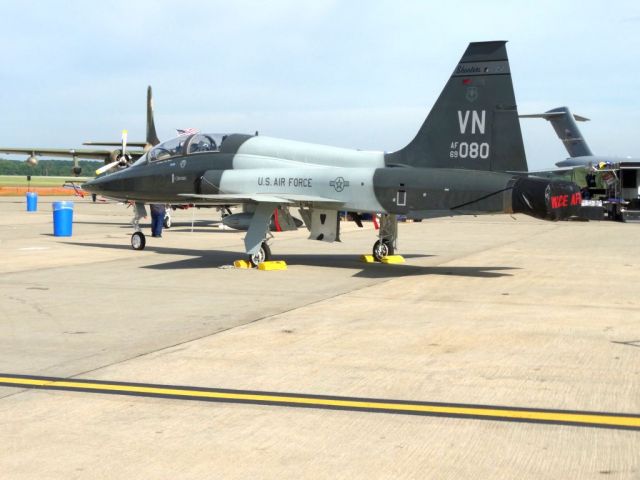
[176,128,199,136]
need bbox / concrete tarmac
[1,196,639,479]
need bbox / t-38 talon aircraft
[83,41,582,266]
[0,86,160,176]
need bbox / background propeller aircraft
[83,41,582,266]
[0,86,160,176]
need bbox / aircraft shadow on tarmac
[71,220,221,228]
[71,221,134,226]
[66,242,517,279]
[168,228,239,234]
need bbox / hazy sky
[1,0,639,169]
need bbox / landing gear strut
[249,241,271,267]
[244,203,277,267]
[372,213,398,262]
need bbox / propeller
[95,130,131,175]
[121,129,127,157]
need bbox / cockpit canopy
[146,133,229,162]
[187,133,226,155]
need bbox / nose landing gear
[131,231,146,250]
[130,202,148,251]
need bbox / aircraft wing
[507,166,578,175]
[0,147,145,160]
[180,193,344,206]
[82,142,147,147]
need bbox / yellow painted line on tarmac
[1,374,639,431]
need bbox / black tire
[249,242,271,267]
[372,239,394,262]
[131,231,146,250]
[163,215,171,229]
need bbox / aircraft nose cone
[83,174,113,194]
[83,178,99,193]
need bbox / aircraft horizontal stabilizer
[519,112,564,119]
[519,111,590,122]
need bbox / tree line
[0,159,98,177]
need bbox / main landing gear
[249,241,272,267]
[372,214,398,262]
[373,239,394,261]
[245,203,276,267]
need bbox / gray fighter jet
[83,41,581,265]
[520,106,640,167]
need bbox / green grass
[0,175,92,188]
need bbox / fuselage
[84,133,580,221]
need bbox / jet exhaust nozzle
[511,177,582,221]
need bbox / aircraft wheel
[131,231,146,251]
[163,215,171,229]
[249,242,271,267]
[372,239,394,262]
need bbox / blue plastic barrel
[26,192,38,212]
[52,201,74,237]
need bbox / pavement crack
[6,295,52,318]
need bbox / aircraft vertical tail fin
[146,86,160,147]
[385,41,527,173]
[519,107,592,158]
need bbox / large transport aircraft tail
[519,106,592,158]
[385,41,527,173]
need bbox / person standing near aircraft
[150,204,166,238]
